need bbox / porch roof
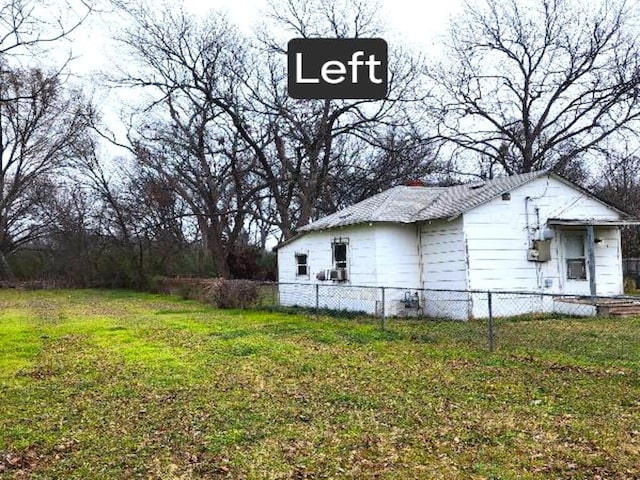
[547,218,640,227]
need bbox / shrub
[207,279,258,309]
[623,276,638,294]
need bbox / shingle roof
[298,170,548,232]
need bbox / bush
[207,279,258,309]
[623,276,639,294]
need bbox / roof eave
[547,172,636,219]
[272,233,305,251]
[295,218,418,234]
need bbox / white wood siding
[277,230,334,286]
[463,175,623,317]
[277,224,382,285]
[419,218,467,290]
[374,223,420,287]
[418,218,470,319]
[277,229,334,309]
[374,223,421,316]
[277,223,421,314]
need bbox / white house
[276,171,639,319]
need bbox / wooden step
[597,305,640,317]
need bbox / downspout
[586,225,597,296]
[525,196,532,248]
[534,206,544,290]
[526,197,545,290]
[416,223,424,288]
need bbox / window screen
[567,259,586,280]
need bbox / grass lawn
[1,290,639,479]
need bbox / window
[565,234,586,280]
[332,240,348,270]
[295,253,308,276]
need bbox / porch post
[586,225,597,296]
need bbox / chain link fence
[261,282,617,319]
[253,282,640,351]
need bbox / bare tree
[592,150,640,257]
[110,3,264,277]
[0,0,94,67]
[251,0,431,236]
[37,183,101,285]
[131,112,258,279]
[111,0,434,265]
[0,66,93,278]
[431,0,640,176]
[0,0,97,280]
[326,127,447,210]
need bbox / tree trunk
[0,252,15,281]
[203,225,230,279]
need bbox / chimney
[404,180,426,187]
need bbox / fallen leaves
[0,447,41,474]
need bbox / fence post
[487,290,495,352]
[381,287,386,330]
[315,283,319,316]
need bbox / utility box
[528,239,551,262]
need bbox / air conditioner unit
[328,269,347,281]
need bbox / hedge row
[152,276,263,309]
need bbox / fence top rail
[263,281,640,301]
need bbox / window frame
[564,233,587,281]
[332,237,349,271]
[294,252,309,277]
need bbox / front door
[560,231,591,295]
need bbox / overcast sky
[181,0,464,46]
[71,0,463,79]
